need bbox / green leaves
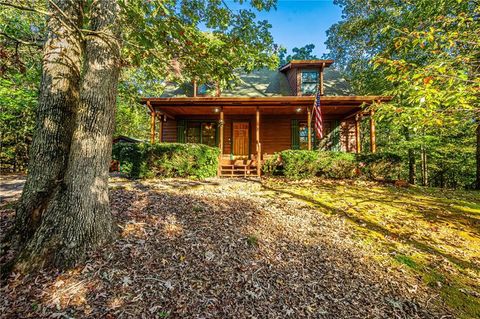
[326,0,478,188]
[119,0,278,88]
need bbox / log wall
[160,114,357,155]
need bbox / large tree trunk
[403,127,416,185]
[476,122,480,190]
[14,0,83,245]
[13,0,121,272]
[408,148,416,185]
[421,145,428,186]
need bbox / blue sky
[225,0,343,57]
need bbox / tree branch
[0,1,50,15]
[47,0,85,40]
[0,32,43,48]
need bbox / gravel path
[1,178,452,318]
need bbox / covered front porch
[142,96,386,177]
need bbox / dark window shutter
[291,119,299,150]
[331,120,340,151]
[177,120,186,143]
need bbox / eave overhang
[141,96,391,108]
[278,59,335,72]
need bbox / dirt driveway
[0,174,26,202]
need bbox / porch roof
[142,95,390,117]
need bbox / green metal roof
[160,68,352,98]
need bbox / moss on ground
[262,178,480,319]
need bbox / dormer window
[279,60,332,96]
[301,70,319,95]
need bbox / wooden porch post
[150,110,156,144]
[369,110,376,153]
[219,107,224,152]
[158,115,163,143]
[355,113,361,153]
[218,107,224,176]
[256,107,261,177]
[307,107,312,150]
[320,63,325,96]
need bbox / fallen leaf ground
[1,177,479,318]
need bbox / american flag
[312,85,323,139]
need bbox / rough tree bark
[476,122,480,190]
[13,0,121,271]
[408,148,416,185]
[421,145,428,186]
[403,127,416,185]
[14,0,83,245]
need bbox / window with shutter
[291,119,299,149]
[331,120,341,151]
[177,120,186,143]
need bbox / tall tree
[0,4,44,172]
[278,43,318,66]
[2,0,278,272]
[477,123,480,189]
[326,0,479,188]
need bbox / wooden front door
[233,122,249,158]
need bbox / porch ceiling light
[296,107,302,113]
[213,107,220,113]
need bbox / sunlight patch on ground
[162,214,184,239]
[262,178,480,319]
[42,269,97,312]
[121,221,148,238]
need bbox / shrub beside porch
[113,142,401,181]
[112,142,220,179]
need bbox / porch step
[219,160,258,177]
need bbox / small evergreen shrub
[280,150,320,179]
[262,153,283,176]
[112,142,150,178]
[262,150,401,181]
[318,151,357,179]
[112,142,220,179]
[356,152,402,181]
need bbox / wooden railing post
[307,107,312,150]
[256,107,261,177]
[355,113,361,153]
[370,110,376,153]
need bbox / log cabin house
[141,60,389,177]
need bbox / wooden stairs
[219,159,259,177]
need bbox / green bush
[280,150,320,179]
[356,152,402,181]
[266,150,357,179]
[318,151,357,179]
[112,142,150,178]
[262,154,283,176]
[112,142,220,179]
[262,150,401,181]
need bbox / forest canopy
[325,0,479,189]
[1,0,478,188]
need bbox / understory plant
[356,152,402,181]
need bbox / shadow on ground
[259,178,480,318]
[1,179,452,318]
